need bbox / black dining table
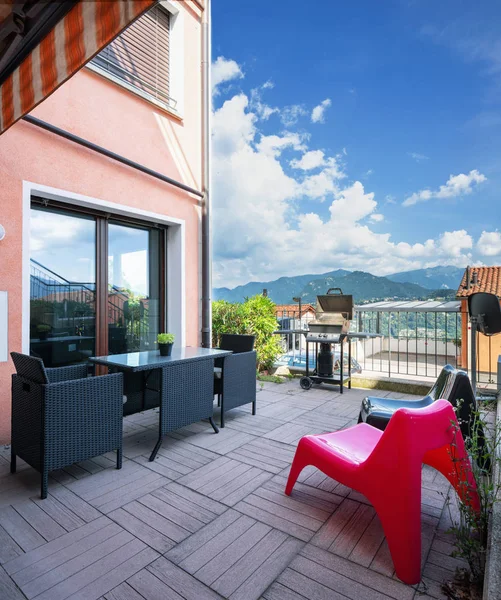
[90,347,232,461]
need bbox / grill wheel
[300,376,313,390]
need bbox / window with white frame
[91,5,176,110]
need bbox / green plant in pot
[157,333,175,356]
[37,323,51,340]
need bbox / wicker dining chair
[213,334,257,428]
[10,352,124,499]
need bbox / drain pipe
[201,0,212,347]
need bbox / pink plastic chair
[285,399,480,584]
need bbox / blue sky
[211,0,501,288]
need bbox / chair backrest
[367,399,479,514]
[428,364,476,419]
[468,292,501,336]
[10,352,49,384]
[369,400,465,470]
[220,334,255,353]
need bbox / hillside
[213,269,350,304]
[299,271,430,304]
[387,266,464,290]
[213,267,458,305]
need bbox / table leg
[149,437,163,462]
[150,371,164,461]
[209,417,219,433]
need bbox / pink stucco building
[0,0,209,443]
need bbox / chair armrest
[46,364,89,383]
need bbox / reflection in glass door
[108,222,161,355]
[30,207,96,367]
[30,202,164,366]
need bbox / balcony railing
[274,301,499,386]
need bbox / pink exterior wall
[0,1,203,443]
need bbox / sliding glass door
[108,222,162,355]
[30,201,164,367]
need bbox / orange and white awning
[0,0,155,135]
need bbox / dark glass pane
[108,222,161,354]
[30,207,96,367]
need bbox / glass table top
[89,347,232,371]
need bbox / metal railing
[275,307,465,382]
[351,308,462,380]
[30,259,151,352]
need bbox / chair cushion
[10,352,49,384]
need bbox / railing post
[388,312,392,378]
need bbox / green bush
[212,295,282,372]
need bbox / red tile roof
[274,304,316,316]
[456,266,501,298]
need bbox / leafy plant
[212,295,282,371]
[157,333,175,344]
[36,324,51,332]
[443,401,501,595]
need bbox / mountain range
[213,266,465,305]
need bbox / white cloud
[212,56,243,95]
[281,104,308,127]
[408,152,429,162]
[311,98,332,123]
[211,61,476,288]
[403,170,487,207]
[385,195,396,204]
[299,156,346,201]
[477,231,501,256]
[290,150,325,170]
[256,133,306,158]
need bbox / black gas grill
[300,288,354,393]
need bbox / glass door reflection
[108,222,161,355]
[30,207,96,367]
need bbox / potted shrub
[37,324,51,340]
[157,333,175,356]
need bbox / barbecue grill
[300,288,354,392]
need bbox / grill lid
[314,288,354,322]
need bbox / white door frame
[22,180,186,353]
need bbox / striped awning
[0,0,155,135]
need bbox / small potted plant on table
[157,333,175,356]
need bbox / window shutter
[92,6,170,105]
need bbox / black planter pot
[159,343,173,357]
[38,331,49,340]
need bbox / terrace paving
[0,381,465,600]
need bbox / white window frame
[85,1,184,119]
[22,181,186,354]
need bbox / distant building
[274,304,316,323]
[456,266,501,377]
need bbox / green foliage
[36,323,51,332]
[257,374,285,383]
[212,295,282,371]
[157,333,175,344]
[445,402,501,588]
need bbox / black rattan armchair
[214,334,257,428]
[10,352,124,499]
[358,364,488,466]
